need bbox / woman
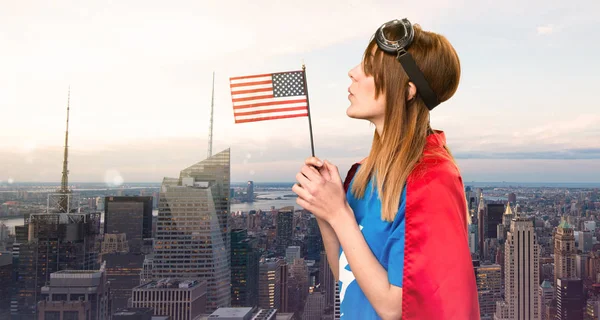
[292,19,480,319]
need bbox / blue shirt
[339,173,406,319]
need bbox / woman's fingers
[301,165,323,183]
[305,157,323,168]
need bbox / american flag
[230,70,309,123]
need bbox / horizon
[3,180,600,187]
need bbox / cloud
[536,24,555,35]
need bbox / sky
[1,0,600,184]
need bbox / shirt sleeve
[387,220,406,287]
[386,201,406,288]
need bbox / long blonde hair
[351,23,462,222]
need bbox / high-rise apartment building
[153,149,231,312]
[494,216,540,320]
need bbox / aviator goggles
[374,18,440,110]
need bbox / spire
[207,71,215,159]
[58,87,71,213]
[504,202,514,216]
[558,216,572,230]
[478,193,485,212]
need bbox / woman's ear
[407,82,417,101]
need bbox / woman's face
[346,59,386,127]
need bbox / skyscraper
[494,216,540,320]
[277,207,294,257]
[473,261,502,320]
[153,149,231,312]
[287,258,309,314]
[104,196,153,253]
[503,202,514,228]
[556,278,584,320]
[302,292,327,320]
[279,262,289,313]
[554,218,577,287]
[0,252,12,319]
[231,229,259,308]
[320,251,335,308]
[104,253,145,312]
[247,181,254,202]
[258,258,284,310]
[478,194,486,259]
[538,280,554,319]
[103,196,153,311]
[334,283,341,320]
[285,246,301,265]
[14,212,100,319]
[487,203,504,240]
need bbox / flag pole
[302,63,316,157]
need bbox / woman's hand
[292,158,350,227]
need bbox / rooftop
[137,278,203,289]
[209,307,253,318]
[51,269,103,279]
[113,308,154,317]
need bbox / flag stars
[273,71,305,97]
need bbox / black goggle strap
[396,49,440,110]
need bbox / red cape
[343,131,480,319]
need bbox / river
[0,191,300,232]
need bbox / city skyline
[2,0,600,183]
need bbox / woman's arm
[292,160,403,320]
[302,157,341,280]
[331,205,403,320]
[315,217,340,280]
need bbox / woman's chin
[346,108,365,120]
[346,106,359,119]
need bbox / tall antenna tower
[58,87,71,213]
[208,71,215,158]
